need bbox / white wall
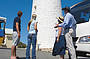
[32,0,62,49]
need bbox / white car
[75,35,90,56]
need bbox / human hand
[54,24,59,28]
[18,32,20,38]
[56,36,59,42]
[56,39,59,42]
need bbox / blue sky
[0,0,32,44]
[0,0,83,44]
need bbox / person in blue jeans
[26,14,37,59]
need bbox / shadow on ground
[17,57,26,59]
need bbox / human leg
[32,34,37,59]
[11,32,18,58]
[60,55,64,59]
[65,32,76,59]
[11,45,16,56]
[26,34,32,59]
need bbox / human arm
[57,27,62,42]
[34,22,38,32]
[16,22,20,38]
[59,15,70,28]
[27,19,33,32]
[55,14,70,28]
[27,22,30,32]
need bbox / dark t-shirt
[13,17,21,32]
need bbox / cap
[62,7,70,12]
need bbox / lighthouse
[32,0,62,50]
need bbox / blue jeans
[26,34,37,59]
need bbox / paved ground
[0,48,90,59]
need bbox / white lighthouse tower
[32,0,62,50]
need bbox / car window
[79,36,90,43]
